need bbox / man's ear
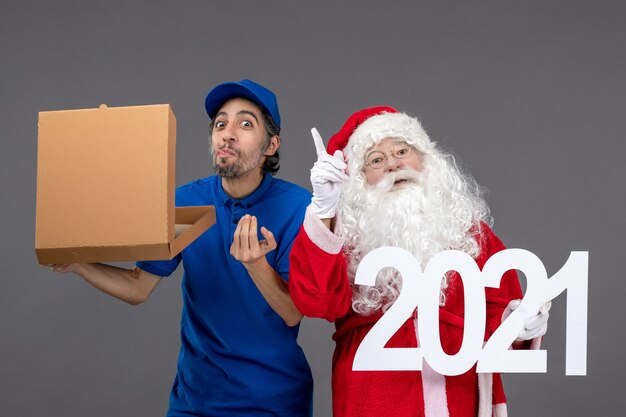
[264,135,280,156]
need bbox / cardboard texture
[35,103,215,264]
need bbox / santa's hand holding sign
[288,107,550,417]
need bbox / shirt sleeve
[288,208,352,322]
[136,253,182,278]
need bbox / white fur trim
[345,112,434,173]
[302,206,345,254]
[414,315,450,417]
[530,336,542,350]
[477,373,493,417]
[493,403,508,417]
[422,362,450,417]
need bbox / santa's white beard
[340,163,487,315]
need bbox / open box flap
[35,206,215,264]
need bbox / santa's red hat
[328,106,433,172]
[327,106,398,155]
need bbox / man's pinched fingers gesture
[230,215,277,267]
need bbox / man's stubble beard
[211,144,265,179]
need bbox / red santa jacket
[289,208,524,417]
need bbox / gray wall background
[1,0,624,416]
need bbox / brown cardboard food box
[35,103,215,264]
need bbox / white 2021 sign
[352,248,588,376]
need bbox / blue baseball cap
[204,79,281,131]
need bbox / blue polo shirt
[137,174,313,417]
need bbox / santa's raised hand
[309,128,349,219]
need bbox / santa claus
[289,107,550,417]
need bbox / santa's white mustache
[371,169,424,192]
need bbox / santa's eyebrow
[366,149,385,158]
[366,140,409,157]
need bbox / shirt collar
[217,173,272,209]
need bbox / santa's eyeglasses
[365,141,413,169]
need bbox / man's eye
[241,120,253,128]
[371,157,383,165]
[396,148,409,156]
[215,121,226,128]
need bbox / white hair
[338,112,491,316]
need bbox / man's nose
[220,124,237,142]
